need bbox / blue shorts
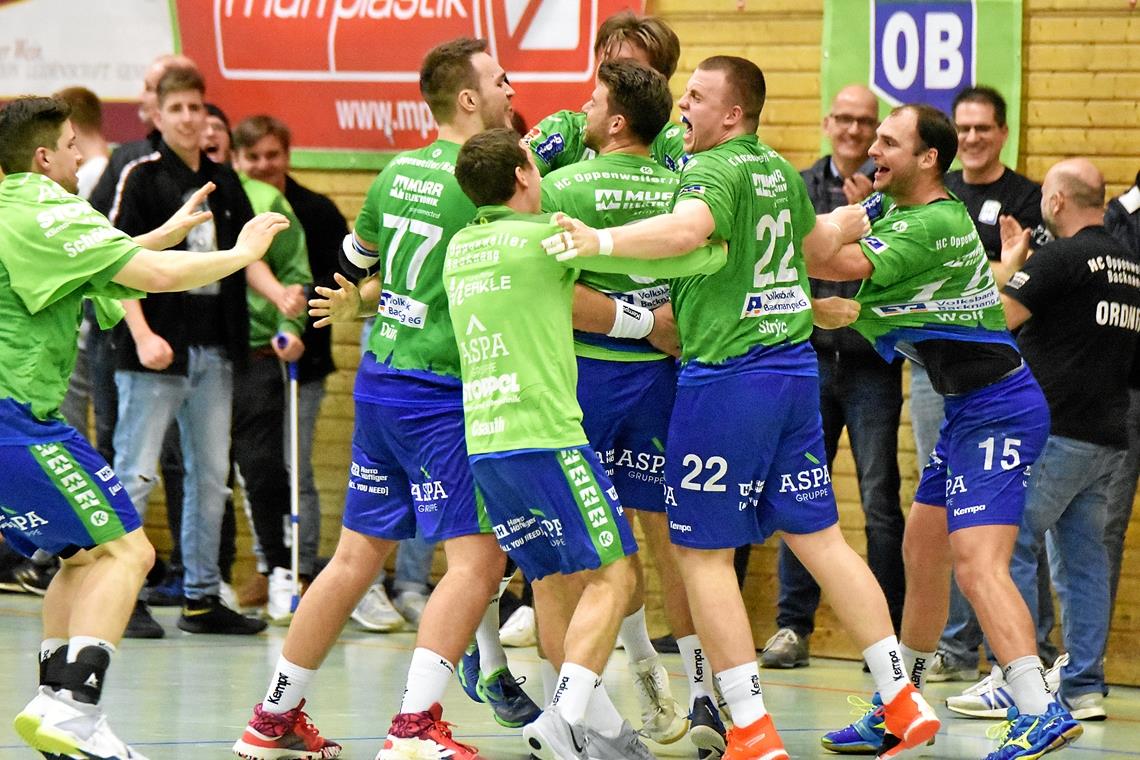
[343,396,489,543]
[914,365,1049,532]
[577,356,675,512]
[469,446,638,581]
[666,345,838,549]
[0,427,140,558]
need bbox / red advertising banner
[174,0,642,167]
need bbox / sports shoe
[178,595,268,635]
[233,699,342,759]
[631,655,688,744]
[351,584,405,632]
[499,604,537,647]
[16,559,57,595]
[821,694,885,755]
[123,600,164,639]
[392,590,429,630]
[378,703,480,760]
[220,581,241,612]
[925,650,979,683]
[145,573,184,607]
[522,707,588,760]
[13,687,69,759]
[876,685,940,758]
[268,567,298,625]
[983,702,1082,760]
[1061,692,1106,721]
[689,695,727,759]
[586,720,656,759]
[759,628,809,669]
[1045,654,1068,693]
[475,666,542,727]
[457,644,483,703]
[948,655,1070,720]
[25,689,148,760]
[722,713,788,760]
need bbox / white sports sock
[863,636,908,703]
[900,644,936,692]
[540,657,558,705]
[677,634,713,708]
[40,638,67,661]
[585,682,626,739]
[619,606,657,663]
[550,662,598,727]
[715,661,767,728]
[476,578,511,677]
[1004,656,1054,715]
[261,656,315,714]
[400,648,456,714]
[66,636,114,661]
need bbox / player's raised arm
[803,205,873,280]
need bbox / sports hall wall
[136,0,1140,683]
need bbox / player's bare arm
[811,296,862,329]
[544,198,715,261]
[803,205,873,280]
[309,272,378,328]
[129,181,216,251]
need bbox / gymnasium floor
[2,595,1136,759]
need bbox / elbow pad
[340,234,379,279]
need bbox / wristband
[607,300,654,339]
[596,229,614,256]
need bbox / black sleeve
[1010,180,1043,232]
[108,166,154,238]
[1105,200,1140,259]
[1002,241,1078,315]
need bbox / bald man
[761,83,907,670]
[987,157,1140,721]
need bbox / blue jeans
[1010,435,1120,698]
[776,352,905,634]
[1104,387,1140,611]
[113,347,233,600]
[907,362,945,476]
[290,379,325,577]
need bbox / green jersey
[444,206,725,455]
[355,140,476,379]
[670,135,817,364]
[0,174,142,422]
[525,110,688,176]
[240,174,311,347]
[852,192,1013,359]
[541,152,681,362]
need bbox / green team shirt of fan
[527,110,688,176]
[670,134,817,364]
[444,206,725,455]
[0,173,142,420]
[355,139,476,379]
[852,192,1008,355]
[541,152,680,362]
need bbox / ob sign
[871,1,975,114]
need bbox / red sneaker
[378,703,481,759]
[878,684,941,758]
[722,713,789,760]
[232,700,342,759]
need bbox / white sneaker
[587,720,657,759]
[1046,652,1069,692]
[1063,691,1107,721]
[267,567,296,625]
[351,584,405,632]
[630,655,688,744]
[522,708,588,760]
[499,605,537,647]
[12,686,57,751]
[219,581,240,612]
[947,654,1071,719]
[27,689,148,759]
[392,590,429,630]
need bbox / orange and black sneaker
[232,699,341,759]
[722,713,789,760]
[877,684,941,758]
[378,703,481,759]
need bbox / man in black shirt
[996,158,1140,720]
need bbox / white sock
[261,656,315,714]
[66,636,114,661]
[400,648,456,714]
[550,662,598,726]
[540,657,559,705]
[585,681,626,738]
[863,636,908,703]
[900,644,936,692]
[677,634,713,708]
[619,606,657,663]
[41,638,67,661]
[476,579,510,677]
[715,662,766,728]
[1004,655,1054,715]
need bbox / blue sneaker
[821,694,884,755]
[984,702,1083,760]
[689,695,727,759]
[476,666,542,727]
[457,644,483,703]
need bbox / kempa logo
[693,648,705,683]
[551,675,570,706]
[750,674,762,696]
[267,673,291,705]
[890,649,905,681]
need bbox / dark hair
[420,38,488,123]
[205,103,231,131]
[696,56,766,131]
[594,11,680,80]
[895,104,958,175]
[952,85,1007,128]
[156,66,205,105]
[596,60,672,146]
[233,114,292,152]
[0,96,71,175]
[53,87,102,132]
[456,128,529,207]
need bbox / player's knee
[953,558,1000,603]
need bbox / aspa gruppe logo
[870,0,975,115]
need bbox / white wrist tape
[607,300,655,339]
[596,229,614,256]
